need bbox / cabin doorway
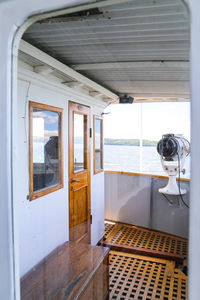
[12,0,193,299]
[68,101,91,243]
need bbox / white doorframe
[1,0,199,299]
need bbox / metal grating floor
[109,251,188,300]
[104,221,188,258]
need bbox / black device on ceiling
[119,95,134,104]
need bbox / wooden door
[68,101,91,243]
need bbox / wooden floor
[109,251,187,300]
[104,221,116,239]
[103,221,188,262]
[103,221,188,300]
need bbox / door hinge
[90,128,92,138]
[90,214,92,224]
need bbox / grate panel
[106,223,188,257]
[109,251,188,300]
[104,221,116,239]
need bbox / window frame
[93,115,104,174]
[29,101,63,201]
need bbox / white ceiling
[21,0,190,102]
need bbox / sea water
[104,145,190,179]
[33,142,190,179]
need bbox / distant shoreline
[104,138,157,147]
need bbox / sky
[104,102,190,142]
[33,110,59,141]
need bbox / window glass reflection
[74,113,85,172]
[33,108,60,191]
[95,119,102,171]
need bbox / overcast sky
[104,102,190,142]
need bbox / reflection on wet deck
[21,242,109,300]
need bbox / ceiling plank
[71,61,189,71]
[109,80,189,97]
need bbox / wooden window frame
[93,115,104,174]
[29,101,63,201]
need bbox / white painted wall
[0,2,94,298]
[17,77,69,277]
[17,60,105,276]
[91,148,105,244]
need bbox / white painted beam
[18,67,108,109]
[19,40,119,101]
[89,91,103,97]
[64,82,85,88]
[134,96,189,103]
[34,65,53,75]
[71,61,189,71]
[127,92,189,98]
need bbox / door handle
[71,179,80,183]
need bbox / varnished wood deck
[109,251,187,300]
[21,242,109,300]
[103,221,188,262]
[104,221,116,239]
[104,221,188,299]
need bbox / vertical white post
[189,1,200,299]
[139,103,143,172]
[0,21,16,300]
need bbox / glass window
[29,102,63,200]
[104,103,190,179]
[94,116,103,174]
[74,113,85,172]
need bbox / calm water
[104,145,190,179]
[34,143,190,179]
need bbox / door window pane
[74,113,85,172]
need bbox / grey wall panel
[105,173,151,228]
[105,173,189,238]
[151,178,189,238]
